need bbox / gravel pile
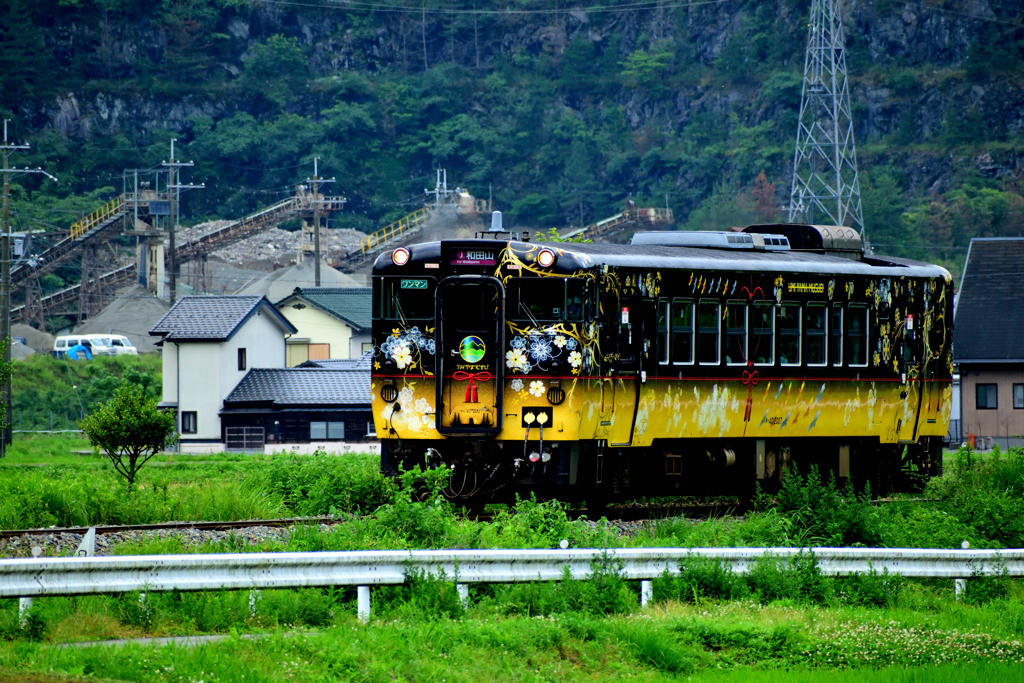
[174,221,366,268]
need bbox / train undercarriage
[381,435,943,508]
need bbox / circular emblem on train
[459,336,486,363]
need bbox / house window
[181,411,197,434]
[1015,384,1024,410]
[238,348,247,371]
[367,421,377,437]
[310,421,346,440]
[697,301,720,365]
[976,384,998,410]
[308,343,330,360]
[779,304,801,366]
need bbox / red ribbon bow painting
[452,371,493,403]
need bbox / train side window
[656,299,670,365]
[509,278,561,322]
[806,303,827,366]
[779,303,801,366]
[752,302,774,366]
[831,305,844,366]
[671,299,694,365]
[697,301,720,365]
[725,301,748,366]
[848,305,869,367]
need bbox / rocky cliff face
[6,0,1022,251]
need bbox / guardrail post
[456,583,469,609]
[249,589,261,617]
[954,578,966,600]
[640,580,653,607]
[18,597,32,628]
[357,585,371,622]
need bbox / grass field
[2,439,1024,680]
[3,597,1024,682]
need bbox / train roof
[549,241,948,279]
[375,238,949,280]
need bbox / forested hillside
[2,0,1023,277]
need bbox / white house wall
[219,311,287,401]
[161,341,178,404]
[177,342,223,441]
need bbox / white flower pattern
[529,380,545,397]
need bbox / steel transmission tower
[788,0,865,238]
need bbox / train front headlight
[537,249,556,268]
[392,247,411,266]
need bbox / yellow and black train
[371,223,953,505]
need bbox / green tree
[79,384,177,489]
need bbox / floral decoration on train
[376,326,436,375]
[504,323,596,375]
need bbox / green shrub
[745,551,832,605]
[768,464,881,546]
[376,566,465,621]
[928,447,1024,547]
[653,556,748,604]
[247,451,395,516]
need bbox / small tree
[80,384,177,489]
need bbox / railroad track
[0,497,930,540]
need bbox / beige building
[275,287,371,366]
[954,238,1024,449]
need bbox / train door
[608,293,641,445]
[435,277,504,435]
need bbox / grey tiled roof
[223,368,370,406]
[277,287,371,331]
[297,352,372,371]
[954,238,1024,362]
[150,295,297,341]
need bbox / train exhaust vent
[632,231,755,249]
[743,224,863,259]
[631,231,791,251]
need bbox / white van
[53,334,138,357]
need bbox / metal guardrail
[5,547,1021,623]
[360,207,433,254]
[70,196,126,240]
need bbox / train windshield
[440,281,500,332]
[374,277,436,321]
[508,278,587,323]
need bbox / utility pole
[162,139,202,304]
[788,0,865,238]
[1,120,57,456]
[305,158,335,287]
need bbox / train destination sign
[450,249,496,265]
